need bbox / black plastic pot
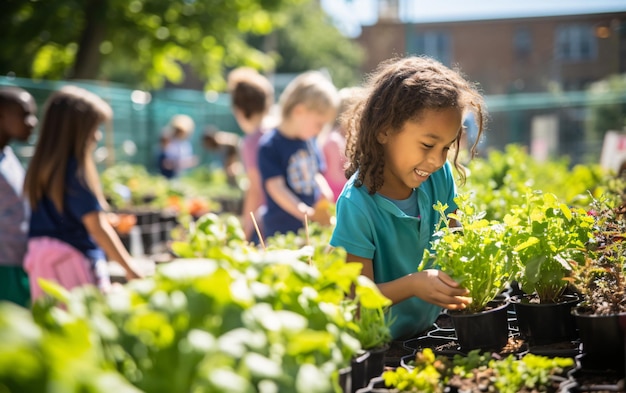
[141,223,162,255]
[350,350,370,393]
[449,300,510,352]
[513,293,580,346]
[338,365,352,393]
[572,309,626,374]
[350,344,389,393]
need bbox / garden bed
[370,312,626,393]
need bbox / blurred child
[330,56,486,340]
[318,86,364,202]
[258,71,338,239]
[23,85,143,301]
[227,67,275,242]
[157,128,174,178]
[0,86,38,307]
[159,114,198,179]
[201,126,242,188]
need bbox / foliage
[381,349,444,393]
[567,195,626,315]
[0,0,304,90]
[422,194,519,313]
[350,302,392,350]
[0,301,139,393]
[101,164,238,221]
[510,191,595,303]
[31,236,386,393]
[382,348,574,393]
[247,1,364,88]
[170,212,247,258]
[489,353,574,393]
[173,212,393,352]
[101,163,170,208]
[464,144,610,221]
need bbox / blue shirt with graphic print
[258,128,326,238]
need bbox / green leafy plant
[30,212,394,393]
[567,195,626,315]
[1,301,139,393]
[510,191,595,303]
[422,193,519,313]
[383,348,574,393]
[382,348,444,393]
[464,144,610,221]
[349,299,392,350]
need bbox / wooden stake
[304,214,312,265]
[250,212,266,251]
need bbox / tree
[249,1,365,88]
[0,0,303,90]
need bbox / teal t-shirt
[330,161,457,340]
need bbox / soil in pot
[403,334,526,361]
[564,361,626,392]
[383,341,414,369]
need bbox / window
[514,27,532,59]
[555,24,597,61]
[408,31,451,66]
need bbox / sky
[321,0,626,37]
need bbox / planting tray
[402,309,528,359]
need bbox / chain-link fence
[1,76,239,173]
[2,75,625,171]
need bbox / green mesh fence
[2,76,625,169]
[0,77,240,173]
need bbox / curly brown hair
[344,56,487,194]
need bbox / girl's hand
[412,269,472,310]
[310,199,332,226]
[124,260,146,281]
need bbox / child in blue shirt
[258,71,338,239]
[330,56,487,340]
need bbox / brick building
[357,7,626,94]
[354,5,626,161]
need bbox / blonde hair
[169,114,195,138]
[24,85,112,212]
[279,71,340,120]
[335,86,365,129]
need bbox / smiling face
[377,107,462,199]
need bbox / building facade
[357,11,626,94]
[356,10,626,163]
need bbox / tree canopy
[1,0,326,90]
[249,1,365,88]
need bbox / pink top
[241,128,265,207]
[241,128,263,172]
[24,237,110,300]
[321,129,347,202]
